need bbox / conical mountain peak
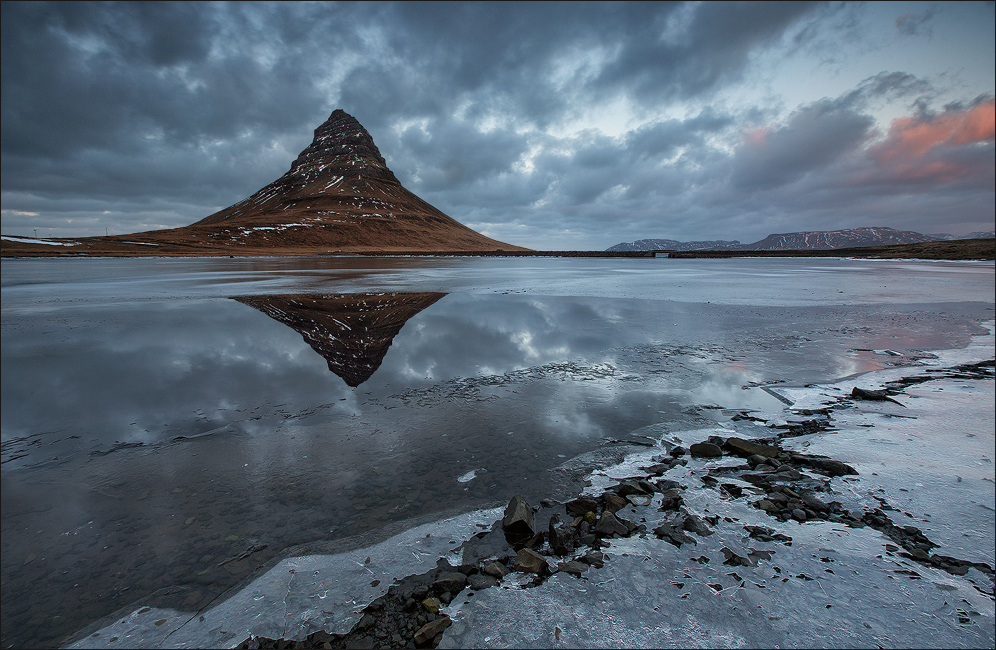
[180,109,522,252]
[286,110,398,184]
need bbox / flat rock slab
[724,437,780,458]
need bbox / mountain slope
[736,227,936,250]
[606,238,740,252]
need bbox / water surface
[2,256,993,648]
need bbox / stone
[501,495,535,542]
[669,446,687,457]
[721,546,757,567]
[911,548,930,561]
[482,561,509,579]
[680,513,714,536]
[514,548,548,574]
[604,494,628,513]
[617,480,655,496]
[565,498,599,516]
[551,560,585,577]
[549,518,578,556]
[689,442,723,458]
[413,616,452,645]
[801,493,828,512]
[432,572,467,595]
[653,523,696,547]
[724,437,780,458]
[593,511,632,537]
[793,455,858,477]
[791,509,808,521]
[658,489,683,511]
[421,598,440,614]
[468,574,499,590]
[850,387,905,406]
[640,463,671,476]
[582,550,605,568]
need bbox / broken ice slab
[67,507,502,649]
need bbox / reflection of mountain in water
[233,293,446,386]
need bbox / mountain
[735,227,936,250]
[607,227,973,252]
[606,238,740,252]
[1,110,522,256]
[232,292,446,386]
[179,109,522,252]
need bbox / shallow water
[1,256,993,648]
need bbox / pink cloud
[867,101,995,183]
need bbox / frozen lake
[1,256,993,648]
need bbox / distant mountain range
[607,227,995,252]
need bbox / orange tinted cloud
[873,101,995,165]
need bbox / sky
[1,1,994,250]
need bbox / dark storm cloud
[2,1,992,245]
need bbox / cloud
[860,99,995,186]
[730,99,875,190]
[895,8,936,37]
[1,2,993,245]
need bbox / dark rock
[582,550,605,568]
[432,572,467,595]
[653,523,696,547]
[689,442,723,458]
[501,495,535,543]
[557,560,589,576]
[655,479,681,491]
[801,492,828,512]
[617,479,656,496]
[744,525,792,544]
[468,574,499,590]
[481,561,509,579]
[414,616,452,646]
[721,546,757,566]
[604,494,628,513]
[680,512,714,537]
[640,463,671,476]
[514,548,548,574]
[669,446,687,457]
[791,509,808,521]
[792,455,858,477]
[565,498,598,517]
[593,511,633,537]
[549,517,578,556]
[851,387,905,406]
[769,467,803,481]
[724,437,780,458]
[658,489,683,511]
[720,483,743,497]
[757,499,779,512]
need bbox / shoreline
[66,330,996,649]
[3,238,994,261]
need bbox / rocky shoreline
[237,359,995,650]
